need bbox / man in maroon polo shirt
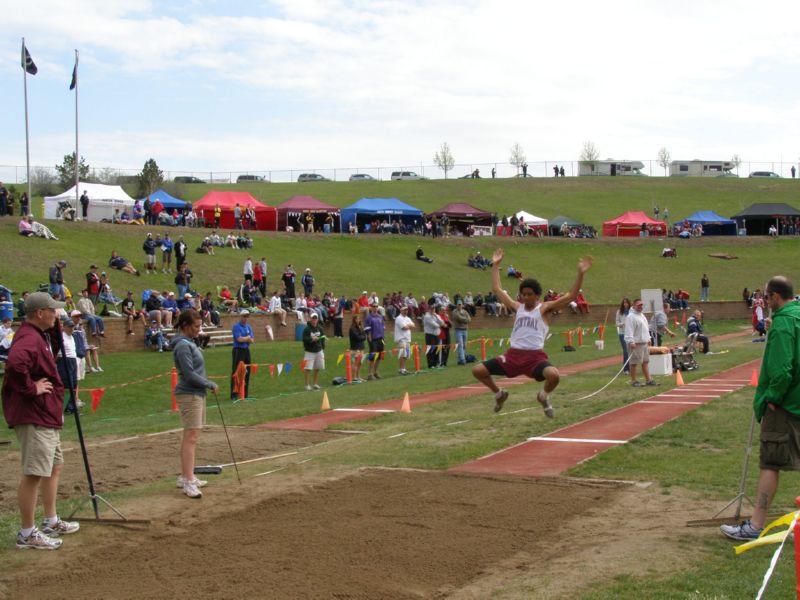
[2,292,80,550]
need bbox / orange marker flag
[90,388,106,412]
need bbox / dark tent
[731,203,800,236]
[194,191,277,231]
[140,189,190,211]
[340,198,424,232]
[549,215,583,236]
[678,211,737,236]
[276,196,340,232]
[428,202,494,234]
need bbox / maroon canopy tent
[276,196,341,232]
[194,191,277,231]
[428,202,494,234]
[603,211,666,237]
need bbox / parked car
[748,171,781,178]
[236,174,268,183]
[390,171,426,180]
[298,173,331,182]
[174,176,206,184]
[349,173,376,182]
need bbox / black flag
[69,60,77,90]
[21,42,37,75]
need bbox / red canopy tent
[194,191,276,231]
[603,211,667,237]
[428,202,494,235]
[276,196,340,232]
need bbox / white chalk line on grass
[446,420,471,426]
[63,428,183,453]
[387,432,407,439]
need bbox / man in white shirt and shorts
[394,305,416,375]
[472,248,593,418]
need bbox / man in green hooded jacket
[721,276,800,540]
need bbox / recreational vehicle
[578,160,645,176]
[669,160,736,177]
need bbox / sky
[2,0,800,181]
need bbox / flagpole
[22,38,33,216]
[73,49,79,214]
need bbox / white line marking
[333,408,395,413]
[641,400,704,405]
[388,432,407,439]
[335,430,369,434]
[446,420,471,426]
[527,436,627,444]
[657,394,719,398]
[498,407,534,416]
[220,450,297,468]
[253,466,286,477]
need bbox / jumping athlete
[472,248,593,417]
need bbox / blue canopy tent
[140,189,191,211]
[679,210,738,236]
[340,198,424,232]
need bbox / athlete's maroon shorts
[483,348,552,381]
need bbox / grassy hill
[4,177,798,304]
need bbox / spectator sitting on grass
[507,265,522,279]
[226,233,238,249]
[109,250,140,276]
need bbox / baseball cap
[63,319,75,328]
[24,292,65,312]
[168,292,175,296]
[57,260,67,267]
[362,290,368,295]
[309,313,319,319]
[240,309,250,316]
[90,264,98,269]
[70,309,82,317]
[456,299,463,305]
[184,293,192,298]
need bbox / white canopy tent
[513,210,548,227]
[44,182,137,222]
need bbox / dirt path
[0,425,717,599]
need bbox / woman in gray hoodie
[172,309,219,499]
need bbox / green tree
[55,153,90,188]
[138,158,164,196]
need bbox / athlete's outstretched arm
[542,256,593,315]
[492,248,519,312]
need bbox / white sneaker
[182,480,203,498]
[537,391,555,418]
[312,384,321,391]
[176,476,208,489]
[305,385,312,391]
[40,518,80,537]
[96,367,104,372]
[76,400,85,408]
[16,528,62,550]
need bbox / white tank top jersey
[510,304,548,350]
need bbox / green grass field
[2,176,799,597]
[3,177,800,304]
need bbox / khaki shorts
[303,351,325,371]
[176,394,206,430]
[15,424,63,477]
[760,405,800,471]
[629,343,650,366]
[396,340,411,359]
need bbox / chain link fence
[1,160,798,186]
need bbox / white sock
[20,526,35,537]
[539,391,550,401]
[43,516,58,526]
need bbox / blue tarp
[340,197,424,229]
[140,189,191,210]
[679,210,737,235]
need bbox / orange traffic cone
[750,369,759,387]
[400,392,411,414]
[321,391,331,411]
[675,369,684,386]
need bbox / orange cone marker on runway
[321,391,331,411]
[675,369,684,386]
[400,392,411,413]
[750,369,759,387]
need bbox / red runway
[259,354,625,431]
[449,360,760,477]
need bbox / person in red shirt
[2,292,80,549]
